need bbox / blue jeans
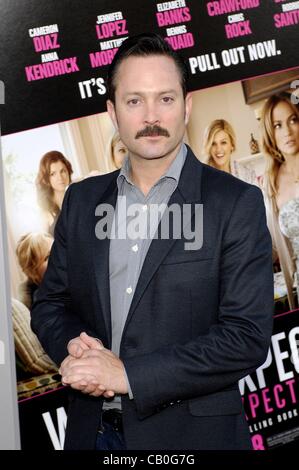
[96,421,126,450]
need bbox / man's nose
[144,102,159,125]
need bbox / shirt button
[126,286,133,295]
[132,244,138,252]
[142,204,148,212]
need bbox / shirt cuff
[124,368,134,399]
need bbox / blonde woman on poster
[16,232,53,309]
[203,119,257,184]
[261,92,299,310]
[106,131,128,171]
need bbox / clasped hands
[59,332,128,397]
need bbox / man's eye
[162,97,173,103]
[128,99,139,105]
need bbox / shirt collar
[117,143,187,190]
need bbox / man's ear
[107,100,118,130]
[184,92,192,125]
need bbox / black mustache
[135,125,170,139]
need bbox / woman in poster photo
[107,131,128,171]
[203,118,257,184]
[16,232,54,309]
[14,232,56,377]
[261,92,299,310]
[36,151,73,235]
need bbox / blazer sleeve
[123,185,274,419]
[31,184,98,366]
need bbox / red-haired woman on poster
[36,151,73,236]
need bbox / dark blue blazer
[31,146,274,450]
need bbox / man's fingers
[63,373,97,385]
[59,355,81,376]
[68,378,108,396]
[59,354,75,375]
[68,342,83,358]
[80,383,98,394]
[60,345,103,375]
[90,390,107,397]
[67,337,89,358]
[80,332,104,350]
[83,383,108,396]
[100,348,116,358]
[67,333,104,359]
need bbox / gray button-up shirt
[104,143,187,409]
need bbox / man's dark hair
[107,33,190,103]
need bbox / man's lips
[143,134,162,138]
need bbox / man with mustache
[31,33,273,450]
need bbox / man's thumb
[68,342,83,357]
[80,332,104,349]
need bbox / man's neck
[129,145,182,196]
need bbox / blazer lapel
[92,177,118,347]
[122,148,204,337]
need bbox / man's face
[107,55,192,162]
